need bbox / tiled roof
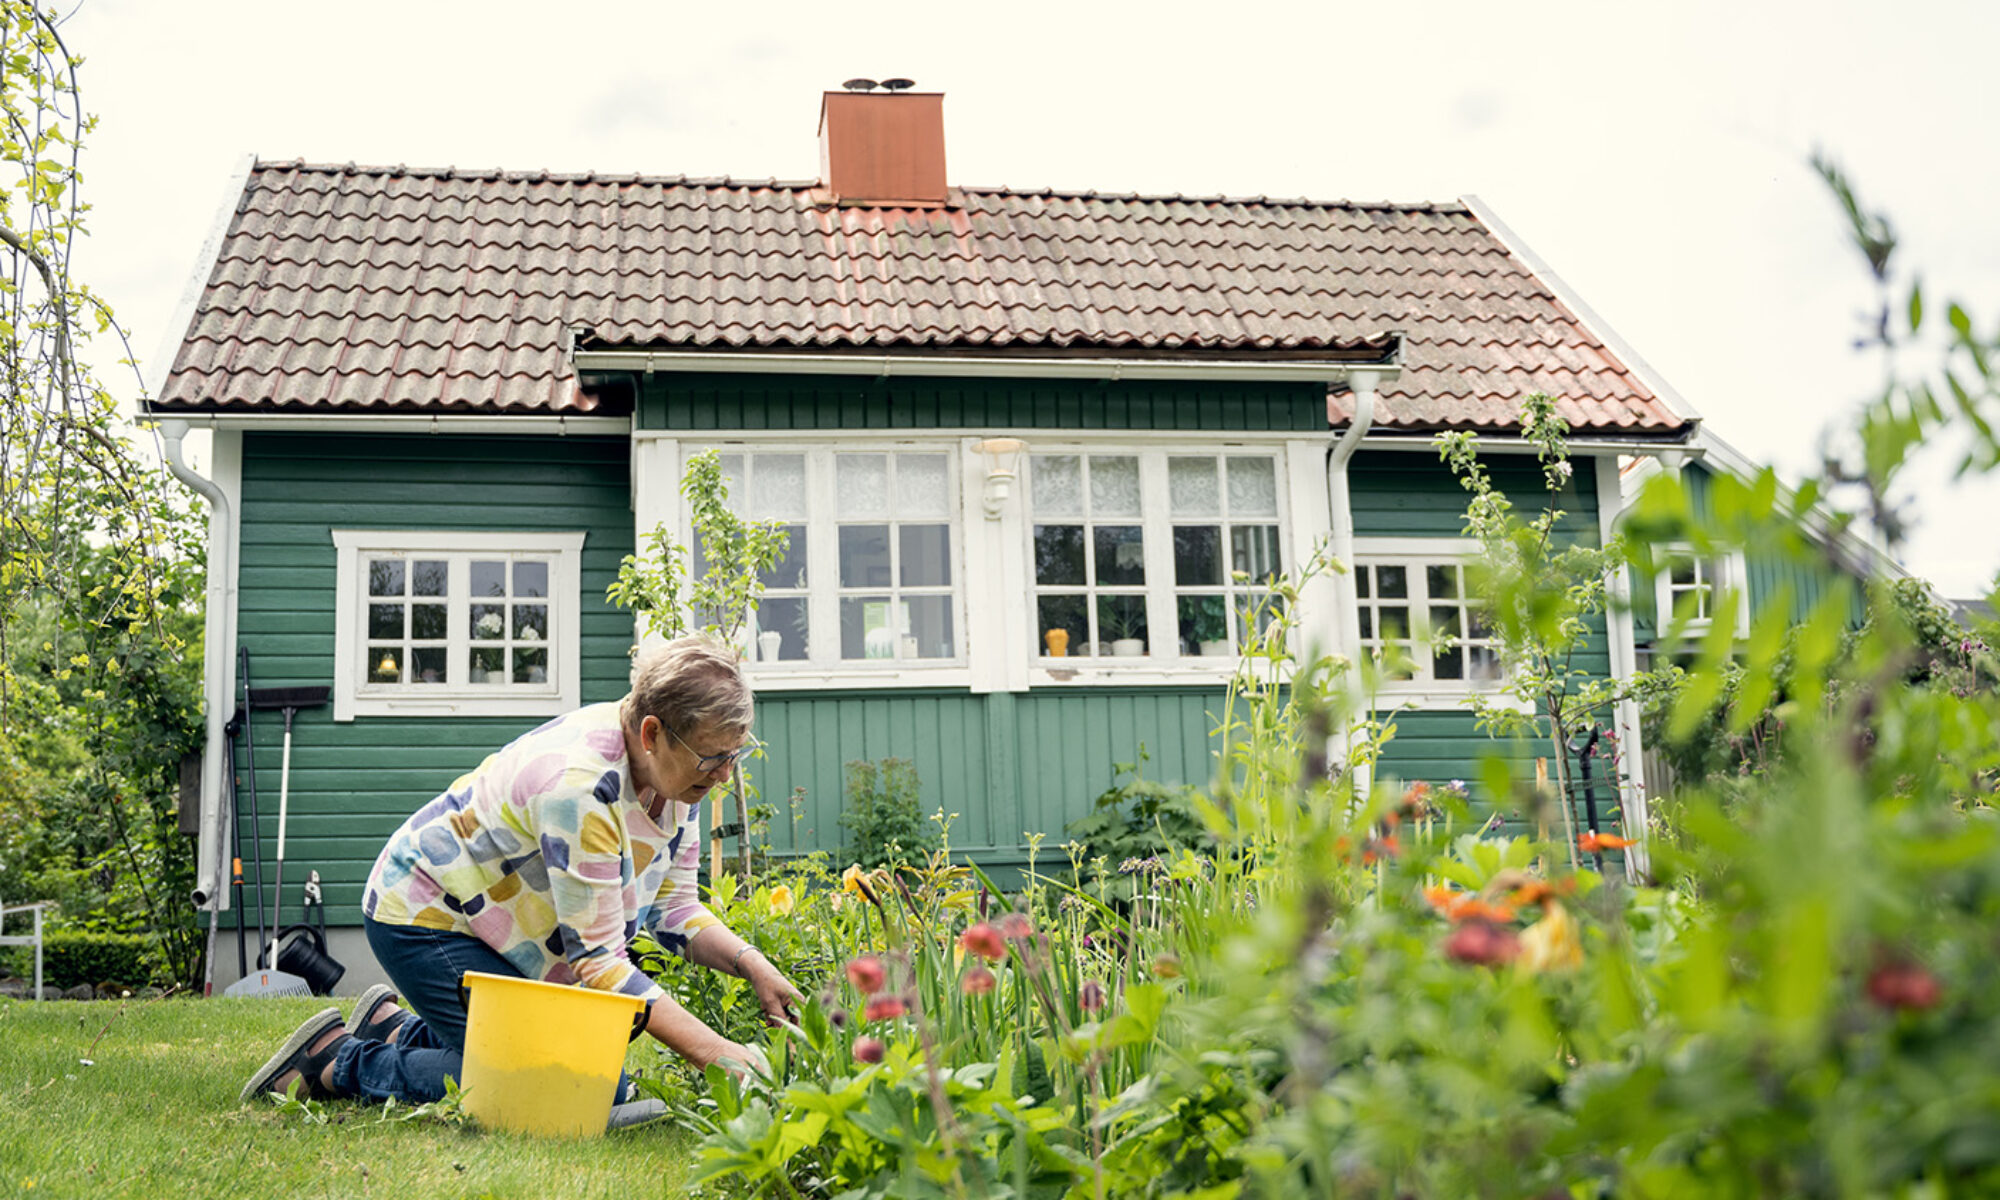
[155,162,1686,433]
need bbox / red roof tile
[156,162,1685,433]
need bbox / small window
[1355,556,1501,687]
[1654,545,1749,637]
[332,530,585,721]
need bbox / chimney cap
[842,77,879,92]
[881,78,915,91]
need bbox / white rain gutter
[158,420,233,916]
[166,413,630,435]
[572,348,1390,384]
[1328,370,1381,652]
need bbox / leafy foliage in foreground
[627,165,2000,1199]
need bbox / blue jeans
[332,917,640,1105]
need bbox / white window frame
[1023,445,1293,683]
[685,442,973,686]
[1350,537,1521,709]
[330,530,585,722]
[1653,543,1751,639]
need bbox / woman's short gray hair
[623,635,753,738]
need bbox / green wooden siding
[748,688,1226,866]
[1349,448,1600,541]
[634,373,1328,432]
[231,432,634,927]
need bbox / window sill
[341,691,572,721]
[1030,661,1242,688]
[746,664,976,692]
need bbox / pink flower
[961,965,997,995]
[863,994,907,1022]
[844,956,885,995]
[958,923,1007,961]
[1443,920,1521,967]
[997,912,1035,941]
[852,1037,885,1064]
[1079,980,1107,1011]
[1867,961,1942,1012]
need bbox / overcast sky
[60,0,2000,595]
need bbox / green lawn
[0,996,696,1200]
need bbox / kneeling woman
[241,635,799,1105]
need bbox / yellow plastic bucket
[458,971,646,1138]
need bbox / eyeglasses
[662,724,761,774]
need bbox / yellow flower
[1518,902,1583,973]
[768,884,795,916]
[842,863,866,894]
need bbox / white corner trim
[329,529,587,722]
[1460,193,1702,426]
[146,153,256,404]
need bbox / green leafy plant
[1437,397,1635,864]
[607,449,791,645]
[839,758,936,870]
[1062,747,1207,904]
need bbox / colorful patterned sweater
[362,702,720,1003]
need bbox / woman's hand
[743,953,804,1026]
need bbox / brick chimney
[818,86,947,207]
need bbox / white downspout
[1327,370,1380,792]
[159,419,233,918]
[1595,454,1651,881]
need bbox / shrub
[838,758,935,869]
[3,930,160,990]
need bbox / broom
[249,685,332,974]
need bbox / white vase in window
[899,635,919,659]
[758,630,784,663]
[1111,638,1145,657]
[1199,640,1232,657]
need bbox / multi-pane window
[699,448,960,667]
[1653,546,1747,635]
[361,553,554,686]
[1355,559,1499,685]
[1168,455,1283,656]
[1663,552,1715,622]
[331,530,582,720]
[835,453,956,661]
[1031,454,1150,658]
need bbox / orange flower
[1422,884,1461,913]
[1361,835,1399,864]
[1452,898,1518,924]
[1579,831,1636,854]
[1508,880,1554,906]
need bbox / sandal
[352,983,414,1044]
[239,1007,350,1104]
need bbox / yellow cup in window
[1045,628,1069,657]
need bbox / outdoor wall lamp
[973,437,1026,519]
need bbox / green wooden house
[149,88,1697,990]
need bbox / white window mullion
[806,450,840,668]
[1140,449,1177,664]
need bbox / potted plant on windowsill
[1189,596,1232,657]
[1102,600,1146,658]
